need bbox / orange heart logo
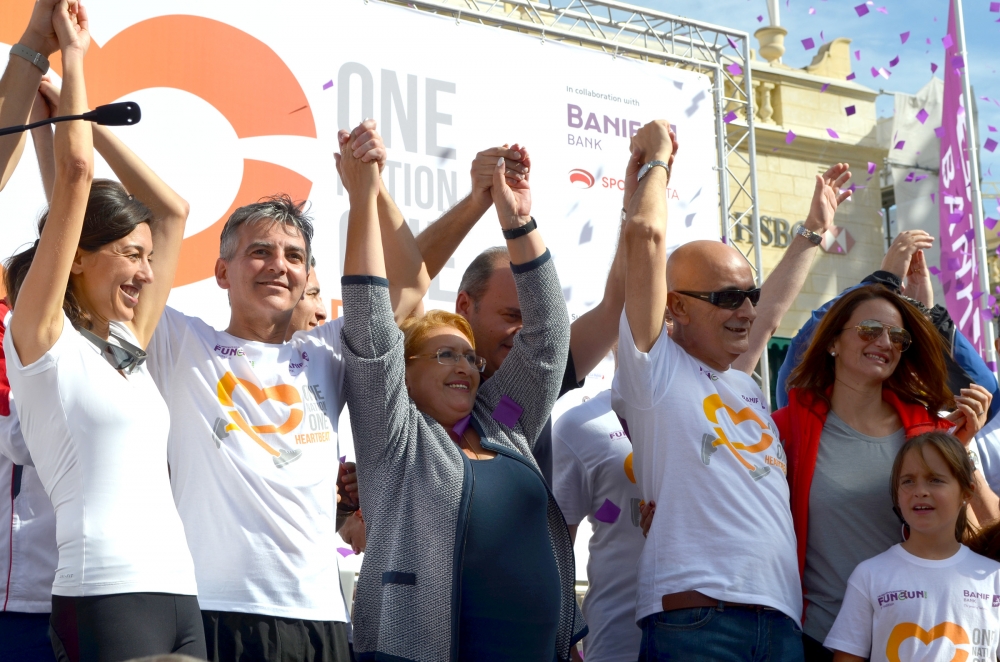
[701,393,773,479]
[887,622,970,662]
[0,5,315,287]
[624,452,636,484]
[217,372,303,466]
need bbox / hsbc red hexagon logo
[569,168,595,189]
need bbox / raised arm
[0,0,60,191]
[566,150,638,377]
[733,163,851,375]
[415,146,528,278]
[30,81,57,202]
[340,124,383,278]
[336,120,427,319]
[623,121,675,353]
[9,0,92,365]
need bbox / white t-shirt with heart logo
[148,307,347,621]
[611,312,801,624]
[826,544,1000,662]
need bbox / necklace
[457,429,485,460]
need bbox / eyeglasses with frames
[842,319,912,352]
[675,288,762,310]
[408,347,487,373]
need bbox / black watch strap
[502,217,537,240]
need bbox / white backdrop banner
[0,0,720,331]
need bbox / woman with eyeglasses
[771,284,995,661]
[2,3,203,659]
[337,135,585,661]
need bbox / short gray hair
[219,194,314,265]
[458,246,509,309]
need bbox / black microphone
[0,101,141,137]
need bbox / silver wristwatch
[10,44,49,74]
[796,225,823,246]
[638,160,670,182]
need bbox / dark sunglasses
[675,288,761,310]
[79,326,148,374]
[842,319,912,352]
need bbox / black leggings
[50,593,207,662]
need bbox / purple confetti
[992,1,1000,11]
[322,80,333,90]
[929,266,942,275]
[931,193,936,203]
[894,140,906,150]
[809,7,816,14]
[820,30,825,41]
[724,111,738,123]
[900,31,910,44]
[935,126,945,138]
[931,62,939,73]
[594,499,622,524]
[871,66,880,78]
[757,14,764,22]
[916,108,929,124]
[727,63,743,75]
[915,174,927,182]
[986,217,1000,230]
[867,162,876,174]
[340,455,347,463]
[875,5,888,13]
[989,361,998,372]
[986,138,998,153]
[889,55,900,67]
[952,55,965,69]
[855,49,862,61]
[802,38,816,50]
[942,34,954,49]
[990,126,998,133]
[453,415,471,437]
[878,67,891,79]
[846,105,857,116]
[949,212,963,224]
[983,308,995,322]
[947,257,962,270]
[846,72,857,81]
[905,172,915,182]
[965,228,976,241]
[786,130,797,144]
[491,395,523,428]
[336,547,354,557]
[855,3,869,16]
[820,83,829,93]
[727,36,739,50]
[826,128,840,139]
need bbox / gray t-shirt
[801,410,905,643]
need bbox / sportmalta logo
[700,393,785,481]
[569,168,595,189]
[0,3,316,287]
[214,372,304,468]
[885,622,996,662]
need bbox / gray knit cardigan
[340,251,586,662]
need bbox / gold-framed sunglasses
[841,319,912,352]
[408,347,487,373]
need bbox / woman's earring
[830,351,836,357]
[901,522,910,542]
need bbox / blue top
[459,452,561,661]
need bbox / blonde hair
[400,310,476,360]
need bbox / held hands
[639,500,655,538]
[901,248,934,308]
[947,384,993,447]
[29,78,57,124]
[336,462,360,511]
[803,163,851,233]
[52,0,89,59]
[19,0,62,57]
[334,120,381,200]
[881,230,935,282]
[470,145,527,211]
[491,143,531,229]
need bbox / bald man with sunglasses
[611,117,851,662]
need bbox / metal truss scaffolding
[377,0,770,405]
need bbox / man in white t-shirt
[613,120,851,660]
[145,123,429,662]
[553,384,644,662]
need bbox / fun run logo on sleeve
[699,394,784,480]
[886,622,995,662]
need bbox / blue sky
[628,0,1000,184]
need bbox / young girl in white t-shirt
[825,431,1000,662]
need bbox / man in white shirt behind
[613,120,850,661]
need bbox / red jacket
[771,387,951,580]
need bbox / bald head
[667,240,753,292]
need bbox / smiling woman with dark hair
[772,284,996,660]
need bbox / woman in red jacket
[771,284,995,661]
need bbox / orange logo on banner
[702,393,773,474]
[0,3,316,286]
[217,371,303,457]
[886,622,970,662]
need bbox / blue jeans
[639,605,804,662]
